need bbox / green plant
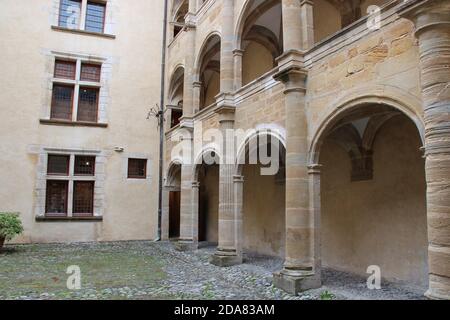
[320,290,335,301]
[0,213,24,246]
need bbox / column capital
[399,0,450,37]
[215,92,236,111]
[215,104,236,124]
[308,164,322,175]
[179,116,194,130]
[233,175,244,183]
[192,181,200,189]
[232,49,245,57]
[273,66,308,93]
[193,81,202,88]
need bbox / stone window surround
[34,147,106,221]
[51,0,116,38]
[122,153,153,184]
[41,51,112,127]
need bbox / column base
[174,240,198,252]
[210,249,243,267]
[425,289,450,300]
[273,270,321,295]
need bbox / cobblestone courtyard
[0,241,425,300]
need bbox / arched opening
[168,66,184,128]
[166,162,182,239]
[237,132,286,258]
[197,35,221,110]
[313,0,390,43]
[238,0,283,86]
[316,103,428,290]
[195,151,220,244]
[171,0,188,39]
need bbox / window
[73,181,94,216]
[85,2,106,33]
[48,155,70,175]
[80,64,101,82]
[74,156,95,175]
[46,181,69,215]
[128,159,147,179]
[54,60,76,80]
[51,85,74,120]
[50,59,102,123]
[58,0,82,29]
[171,109,183,128]
[57,0,107,34]
[45,154,96,217]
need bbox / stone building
[0,0,449,299]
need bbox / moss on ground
[0,242,167,300]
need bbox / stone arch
[165,159,183,187]
[194,32,222,78]
[235,126,286,176]
[234,0,282,86]
[192,146,222,182]
[310,90,429,289]
[309,86,425,165]
[234,0,281,50]
[194,32,222,109]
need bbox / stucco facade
[1,0,449,299]
[0,0,164,242]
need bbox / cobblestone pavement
[0,241,426,300]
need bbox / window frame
[45,180,69,217]
[50,58,102,124]
[127,158,148,180]
[57,0,108,35]
[85,1,107,34]
[44,153,97,217]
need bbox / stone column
[400,0,450,300]
[300,0,314,50]
[210,100,242,266]
[233,49,244,90]
[176,163,198,251]
[281,0,303,51]
[193,81,202,114]
[220,0,235,93]
[161,186,171,241]
[273,62,321,294]
[233,175,244,257]
[181,10,196,122]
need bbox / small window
[171,109,183,128]
[77,87,99,122]
[128,159,147,179]
[73,181,95,216]
[74,156,96,176]
[54,60,76,80]
[51,84,74,120]
[80,63,101,82]
[46,180,69,216]
[58,0,82,29]
[47,155,70,175]
[85,2,106,33]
